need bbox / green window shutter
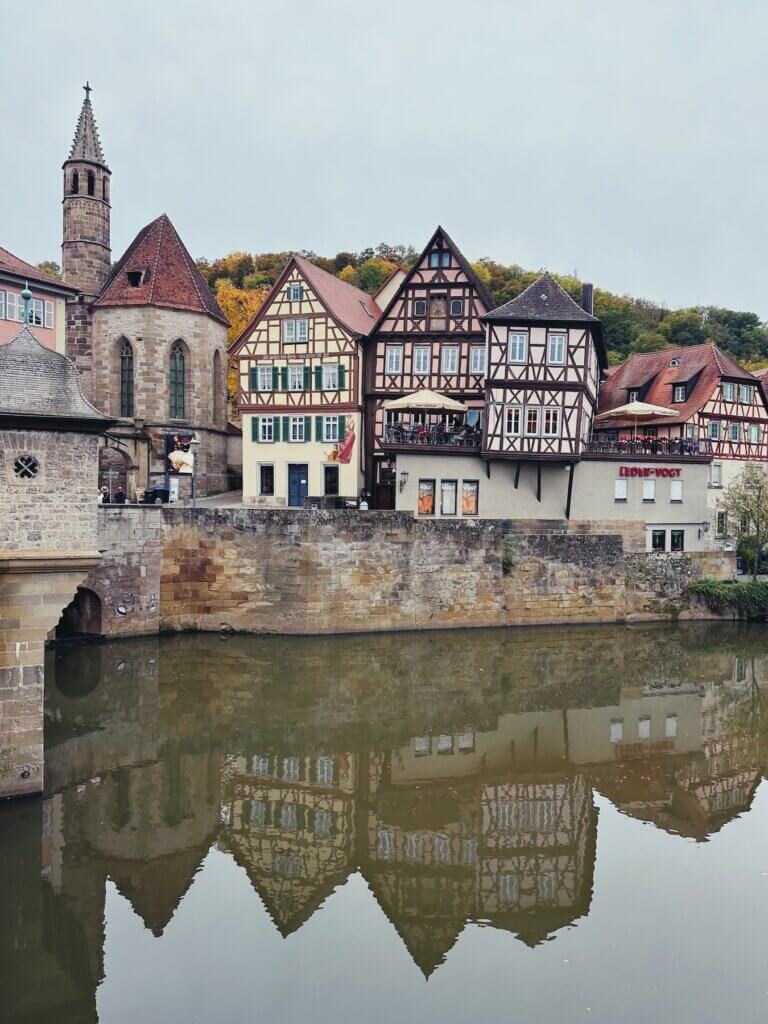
[273,416,281,442]
[315,366,323,390]
[338,365,346,390]
[250,367,258,390]
[337,415,345,438]
[282,415,289,442]
[272,366,279,390]
[280,367,288,391]
[303,366,311,390]
[252,417,259,442]
[316,415,323,441]
[304,416,311,441]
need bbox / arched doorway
[56,587,103,640]
[99,445,131,499]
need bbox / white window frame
[315,756,334,785]
[722,382,735,401]
[282,756,301,781]
[413,299,427,317]
[749,423,761,444]
[642,479,656,502]
[287,366,304,391]
[709,420,721,440]
[547,332,567,365]
[670,479,683,503]
[377,829,395,860]
[469,345,485,374]
[542,406,560,437]
[524,406,540,436]
[673,384,686,402]
[628,389,639,402]
[729,422,740,442]
[740,384,753,404]
[0,291,4,320]
[385,345,403,373]
[614,478,628,502]
[283,317,308,344]
[44,300,53,329]
[256,365,273,391]
[287,282,303,302]
[28,298,44,327]
[6,292,19,322]
[505,406,522,436]
[507,331,527,364]
[710,463,722,487]
[258,417,274,443]
[685,422,696,438]
[323,416,340,442]
[289,416,305,442]
[413,345,431,374]
[441,346,459,374]
[449,297,463,316]
[322,364,339,390]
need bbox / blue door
[288,464,308,507]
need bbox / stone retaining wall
[85,508,735,638]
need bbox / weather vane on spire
[83,81,91,100]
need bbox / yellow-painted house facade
[233,256,380,507]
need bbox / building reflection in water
[1,624,767,1019]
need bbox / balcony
[381,420,482,453]
[584,436,713,460]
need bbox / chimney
[582,283,594,315]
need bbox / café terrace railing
[382,422,482,450]
[584,436,713,457]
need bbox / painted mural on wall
[325,419,356,464]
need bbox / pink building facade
[0,247,76,351]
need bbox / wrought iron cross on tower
[83,81,91,99]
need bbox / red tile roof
[94,214,227,324]
[0,247,76,293]
[294,256,380,336]
[597,343,757,427]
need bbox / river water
[1,623,767,1023]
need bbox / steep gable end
[485,273,597,323]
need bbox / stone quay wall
[84,508,735,639]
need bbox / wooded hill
[195,246,768,370]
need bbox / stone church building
[62,86,229,497]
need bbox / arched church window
[119,339,134,418]
[169,341,186,419]
[213,350,223,426]
[71,171,79,194]
[87,171,95,196]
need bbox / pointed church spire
[68,82,108,167]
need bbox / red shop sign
[619,466,681,478]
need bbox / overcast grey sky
[3,0,768,315]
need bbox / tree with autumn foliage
[214,278,270,422]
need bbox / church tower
[62,84,111,398]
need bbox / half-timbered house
[596,343,768,540]
[364,226,492,508]
[234,256,380,506]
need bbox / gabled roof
[0,246,77,294]
[294,256,380,335]
[484,272,597,323]
[0,326,110,425]
[596,343,759,426]
[373,225,493,328]
[231,254,381,354]
[65,91,108,169]
[94,214,227,325]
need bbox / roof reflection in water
[1,623,766,1019]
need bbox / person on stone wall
[113,486,127,505]
[98,486,108,504]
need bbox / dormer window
[428,251,451,269]
[722,381,736,402]
[628,390,639,402]
[740,384,754,404]
[669,357,680,367]
[287,283,303,302]
[673,384,686,403]
[126,269,146,288]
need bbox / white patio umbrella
[382,389,468,413]
[596,400,679,440]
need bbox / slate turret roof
[484,272,598,323]
[94,214,228,325]
[66,91,108,168]
[0,326,110,425]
